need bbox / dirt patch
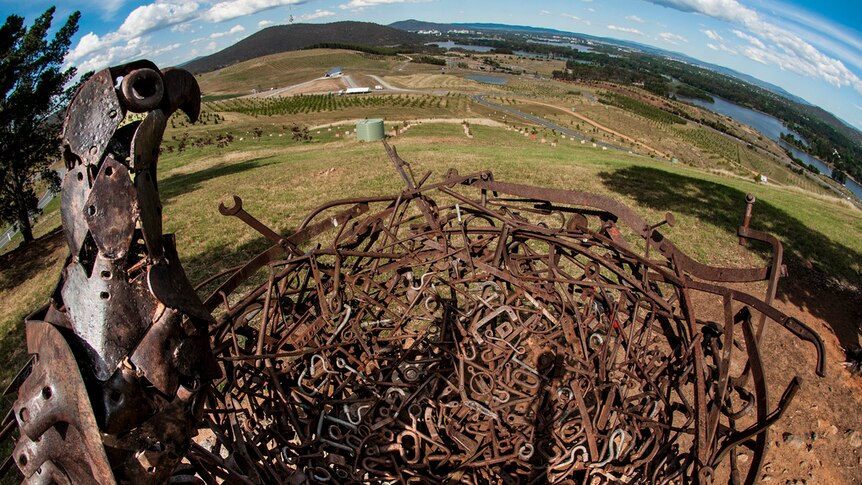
[245,78,344,98]
[279,78,343,96]
[678,266,862,483]
[764,267,862,484]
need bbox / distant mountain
[389,20,573,37]
[454,22,577,36]
[389,19,460,32]
[183,21,422,73]
[642,50,812,105]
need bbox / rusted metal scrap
[1,61,825,484]
[3,61,218,484]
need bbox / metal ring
[120,68,164,112]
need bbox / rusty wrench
[219,195,299,253]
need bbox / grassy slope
[197,49,399,96]
[152,122,862,289]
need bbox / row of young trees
[0,7,79,243]
[215,93,448,116]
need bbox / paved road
[472,95,630,153]
[0,168,66,250]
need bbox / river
[683,96,862,199]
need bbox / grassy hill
[183,21,423,74]
[196,49,399,97]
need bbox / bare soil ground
[761,268,862,483]
[270,77,343,96]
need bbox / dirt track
[520,99,670,158]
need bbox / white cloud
[71,37,184,74]
[68,1,200,69]
[295,9,336,21]
[150,43,182,56]
[626,15,644,23]
[258,20,274,27]
[540,10,551,15]
[340,0,427,9]
[607,25,644,36]
[707,42,737,54]
[204,0,305,22]
[759,2,862,76]
[210,24,245,38]
[731,29,765,49]
[742,46,769,65]
[171,22,196,33]
[74,37,145,74]
[68,0,306,73]
[586,7,595,12]
[118,2,200,37]
[98,0,127,18]
[644,0,758,24]
[67,32,106,63]
[658,32,688,44]
[643,0,862,94]
[562,12,592,26]
[701,29,723,41]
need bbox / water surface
[427,41,494,52]
[465,75,508,85]
[683,96,862,199]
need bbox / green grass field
[151,122,862,290]
[197,48,400,96]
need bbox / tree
[0,7,79,243]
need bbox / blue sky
[4,0,862,130]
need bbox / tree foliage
[0,7,79,242]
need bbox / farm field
[2,47,862,484]
[197,49,401,97]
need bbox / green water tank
[356,119,385,142]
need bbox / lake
[465,75,508,85]
[683,96,862,199]
[427,41,494,52]
[428,42,571,60]
[526,39,595,53]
